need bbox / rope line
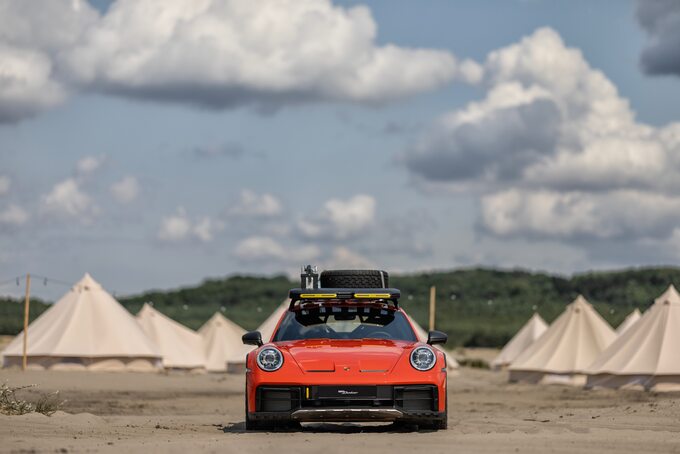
[0,274,73,288]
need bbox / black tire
[319,269,389,288]
[419,415,447,431]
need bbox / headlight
[256,347,284,372]
[410,346,436,371]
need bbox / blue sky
[1,0,680,300]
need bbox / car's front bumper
[248,384,443,423]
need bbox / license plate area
[316,385,377,399]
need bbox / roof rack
[288,288,400,310]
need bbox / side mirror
[427,330,447,346]
[242,331,263,347]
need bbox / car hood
[276,339,415,373]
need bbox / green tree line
[2,267,679,347]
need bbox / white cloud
[110,176,139,203]
[0,44,66,123]
[0,0,98,123]
[193,217,219,242]
[157,207,222,243]
[234,235,320,263]
[0,0,475,123]
[76,154,106,175]
[158,208,192,242]
[62,0,470,109]
[481,189,680,240]
[0,176,10,196]
[403,27,680,247]
[0,204,29,227]
[298,194,376,240]
[42,178,97,220]
[230,190,282,218]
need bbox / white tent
[491,313,548,370]
[198,312,249,373]
[136,303,206,371]
[217,300,290,372]
[408,315,459,371]
[585,285,680,391]
[2,273,161,371]
[615,308,641,335]
[509,295,616,385]
[257,299,290,343]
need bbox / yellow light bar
[354,293,391,298]
[300,293,337,298]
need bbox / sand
[1,366,680,453]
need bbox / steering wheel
[369,331,392,339]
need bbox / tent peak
[570,294,590,310]
[73,273,102,292]
[138,303,156,315]
[655,284,680,306]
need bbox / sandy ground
[2,366,680,454]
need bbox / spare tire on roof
[319,270,389,288]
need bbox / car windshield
[272,305,417,342]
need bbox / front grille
[257,387,301,412]
[395,385,438,411]
[255,385,438,413]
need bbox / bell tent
[2,273,161,371]
[199,312,249,372]
[585,285,680,391]
[615,308,641,335]
[257,299,290,343]
[491,313,548,370]
[508,295,616,385]
[136,303,206,371]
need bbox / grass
[0,383,64,416]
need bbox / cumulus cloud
[480,189,680,240]
[0,176,10,196]
[0,0,98,123]
[402,27,680,249]
[403,82,561,187]
[110,176,139,203]
[193,217,220,242]
[229,190,283,218]
[41,178,97,220]
[76,154,106,175]
[0,0,475,122]
[298,194,375,240]
[637,0,680,77]
[234,235,320,263]
[157,207,222,243]
[0,204,29,227]
[64,0,470,108]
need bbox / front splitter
[291,408,403,422]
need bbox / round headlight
[410,346,436,371]
[256,347,284,372]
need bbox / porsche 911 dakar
[242,267,449,431]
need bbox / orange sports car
[242,268,448,431]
